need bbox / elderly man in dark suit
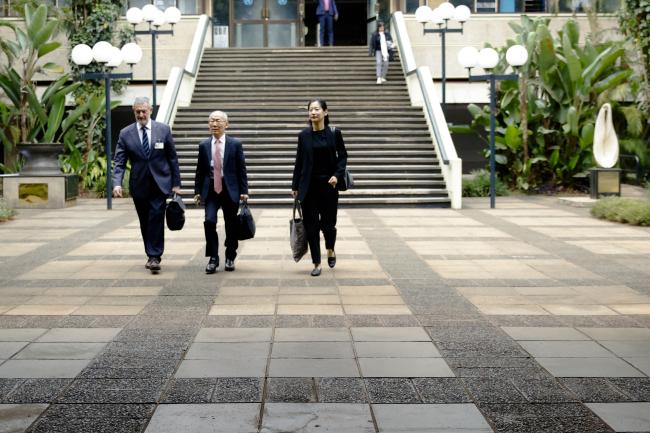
[194,110,249,274]
[113,96,181,274]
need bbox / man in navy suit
[193,110,249,274]
[113,96,181,274]
[316,0,338,46]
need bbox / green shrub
[0,198,16,222]
[591,197,650,225]
[463,170,509,197]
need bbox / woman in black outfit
[292,99,348,277]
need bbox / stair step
[174,47,449,207]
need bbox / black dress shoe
[225,258,235,272]
[205,257,218,274]
[310,266,321,277]
[149,258,161,273]
[327,253,336,268]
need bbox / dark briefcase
[237,201,256,240]
[166,193,186,231]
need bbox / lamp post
[126,5,181,113]
[71,42,143,210]
[415,3,471,108]
[458,44,528,208]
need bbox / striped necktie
[141,126,150,158]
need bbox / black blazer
[369,31,394,58]
[194,135,249,204]
[292,126,348,202]
[113,120,181,201]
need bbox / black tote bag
[237,201,256,241]
[289,199,308,262]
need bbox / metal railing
[391,11,462,208]
[156,14,210,125]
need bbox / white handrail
[391,12,462,209]
[156,14,210,125]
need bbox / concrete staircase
[173,46,450,206]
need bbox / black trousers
[203,180,239,261]
[301,177,338,265]
[133,177,167,259]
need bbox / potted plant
[0,3,88,175]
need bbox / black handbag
[337,168,354,191]
[165,193,186,231]
[237,201,256,240]
[289,199,308,262]
[329,126,354,191]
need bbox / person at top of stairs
[194,110,249,274]
[316,0,338,46]
[292,99,348,277]
[369,21,393,84]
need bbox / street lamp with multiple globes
[415,3,471,108]
[126,5,181,112]
[458,44,528,208]
[71,41,143,210]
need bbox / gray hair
[133,96,151,107]
[209,110,228,121]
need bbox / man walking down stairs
[173,46,450,206]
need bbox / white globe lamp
[92,41,113,64]
[126,7,143,25]
[415,6,432,24]
[106,46,123,68]
[121,43,143,66]
[437,2,455,20]
[142,4,158,22]
[453,5,471,23]
[506,44,528,67]
[71,44,93,66]
[458,46,479,69]
[478,47,499,70]
[164,7,181,25]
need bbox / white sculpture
[593,103,619,169]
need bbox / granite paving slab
[587,403,650,432]
[260,403,375,433]
[0,403,48,433]
[144,403,260,433]
[373,403,492,432]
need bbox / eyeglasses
[209,118,227,124]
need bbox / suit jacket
[292,126,347,202]
[113,120,181,201]
[369,31,394,58]
[316,0,338,16]
[194,135,249,204]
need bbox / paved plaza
[1,196,650,432]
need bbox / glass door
[232,0,302,47]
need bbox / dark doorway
[304,0,368,46]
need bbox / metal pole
[151,32,157,112]
[441,29,447,107]
[489,74,496,209]
[105,72,113,210]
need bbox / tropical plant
[0,3,88,172]
[462,170,509,197]
[464,16,635,191]
[61,0,133,192]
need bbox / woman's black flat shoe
[327,255,336,268]
[311,267,322,277]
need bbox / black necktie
[141,126,150,158]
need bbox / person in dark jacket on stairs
[292,99,348,277]
[369,21,393,84]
